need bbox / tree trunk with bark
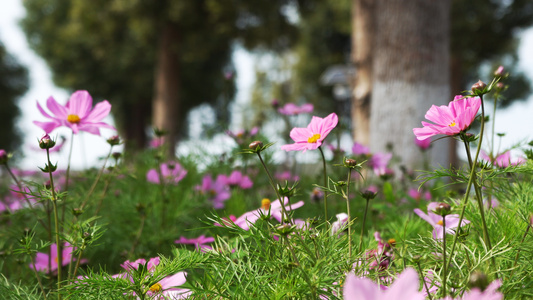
[153,22,180,157]
[368,0,452,170]
[351,0,374,146]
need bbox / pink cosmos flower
[408,188,431,202]
[331,213,349,236]
[0,185,35,213]
[275,171,300,182]
[220,170,253,189]
[196,175,231,209]
[146,162,187,185]
[352,142,370,156]
[480,150,525,168]
[281,113,338,153]
[413,95,481,141]
[414,202,470,240]
[230,198,304,230]
[175,235,215,251]
[414,136,432,150]
[368,152,392,176]
[34,90,115,135]
[343,267,425,300]
[278,103,314,115]
[30,243,86,274]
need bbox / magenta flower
[414,136,431,150]
[34,90,115,135]
[331,213,349,236]
[226,127,259,145]
[343,268,425,300]
[175,235,215,251]
[408,188,431,202]
[368,152,392,176]
[414,202,470,240]
[480,150,525,168]
[220,170,253,189]
[231,198,304,230]
[30,243,85,274]
[413,95,481,141]
[281,113,338,153]
[275,171,300,182]
[196,175,231,209]
[146,162,187,185]
[278,103,314,115]
[352,142,370,156]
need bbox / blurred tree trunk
[124,100,150,150]
[153,22,180,157]
[368,0,452,169]
[351,0,374,146]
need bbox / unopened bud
[39,134,56,149]
[344,158,357,168]
[249,141,263,151]
[107,135,121,146]
[361,190,377,201]
[72,208,84,216]
[468,271,489,291]
[0,149,8,164]
[471,80,487,94]
[496,82,504,89]
[494,66,504,76]
[271,99,280,109]
[112,152,121,160]
[433,203,451,216]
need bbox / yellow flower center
[307,133,321,143]
[388,238,396,246]
[67,114,81,124]
[261,198,271,210]
[448,121,456,127]
[149,283,162,293]
[437,220,444,226]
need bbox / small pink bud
[494,66,504,76]
[107,135,121,146]
[0,149,8,164]
[471,80,487,94]
[39,134,56,149]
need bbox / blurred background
[1,0,533,170]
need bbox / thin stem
[345,169,353,259]
[30,253,48,299]
[80,146,113,210]
[46,149,62,299]
[359,199,370,253]
[442,216,447,299]
[129,213,146,256]
[256,152,289,224]
[510,222,531,277]
[284,236,317,300]
[71,246,86,280]
[318,147,328,220]
[416,260,433,300]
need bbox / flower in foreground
[331,213,349,236]
[414,202,470,240]
[278,103,314,115]
[230,198,304,230]
[413,95,481,141]
[146,162,187,185]
[281,113,338,153]
[343,267,425,300]
[34,90,115,135]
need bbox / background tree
[22,0,301,154]
[0,42,29,152]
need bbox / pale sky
[1,1,532,171]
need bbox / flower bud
[249,141,263,151]
[275,224,295,236]
[271,99,280,109]
[361,190,377,201]
[344,158,358,169]
[433,203,451,216]
[0,149,8,165]
[495,82,504,90]
[72,208,84,216]
[107,135,121,146]
[494,66,504,76]
[468,271,489,291]
[39,134,56,149]
[471,80,487,94]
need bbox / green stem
[30,253,47,300]
[442,216,447,299]
[416,260,433,300]
[129,213,146,256]
[284,236,317,300]
[80,146,113,210]
[318,147,328,220]
[256,152,289,224]
[46,149,62,299]
[510,222,531,277]
[359,199,370,252]
[345,169,353,259]
[71,245,86,280]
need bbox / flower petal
[67,91,93,118]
